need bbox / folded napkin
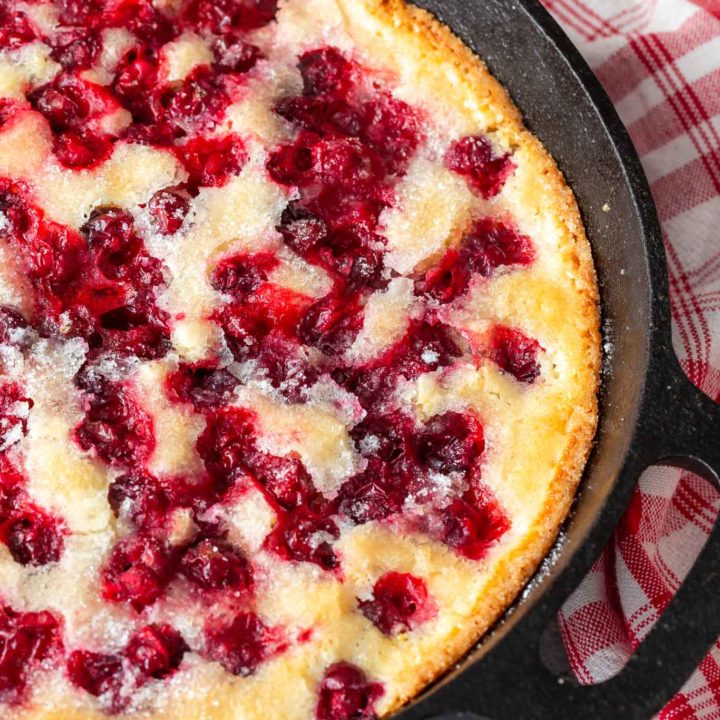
[539,1,720,716]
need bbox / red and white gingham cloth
[536,0,720,716]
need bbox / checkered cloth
[537,0,720,716]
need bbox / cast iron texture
[391,1,720,719]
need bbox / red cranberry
[337,460,406,525]
[463,218,535,276]
[267,138,315,186]
[0,183,87,306]
[95,304,171,360]
[125,624,188,681]
[0,472,22,526]
[0,180,37,238]
[274,47,361,136]
[417,220,533,303]
[203,612,281,677]
[0,9,37,51]
[239,0,281,30]
[73,299,118,338]
[108,472,169,527]
[179,538,253,592]
[196,407,256,484]
[266,507,340,571]
[255,331,319,402]
[163,66,230,128]
[25,220,85,290]
[277,203,328,256]
[50,31,102,71]
[341,320,462,410]
[359,95,421,176]
[358,572,432,636]
[75,383,156,468]
[437,494,510,560]
[175,134,247,189]
[110,0,175,49]
[58,0,105,25]
[83,207,144,281]
[28,74,116,134]
[147,188,190,235]
[415,248,471,304]
[53,128,114,169]
[102,533,175,611]
[299,47,353,97]
[446,135,515,197]
[0,382,32,451]
[196,406,320,505]
[167,362,239,409]
[159,473,218,515]
[66,650,126,712]
[183,0,278,33]
[0,99,20,128]
[392,320,462,378]
[28,74,118,169]
[112,49,163,125]
[317,235,385,293]
[126,118,185,147]
[6,508,64,566]
[339,181,388,220]
[0,606,61,704]
[489,325,541,383]
[316,662,384,720]
[297,294,364,356]
[311,191,385,234]
[309,138,382,189]
[417,411,484,475]
[212,35,262,73]
[275,95,361,137]
[350,413,409,463]
[249,452,318,511]
[216,303,270,363]
[73,361,109,395]
[210,252,279,298]
[215,280,315,367]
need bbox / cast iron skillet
[391,1,720,719]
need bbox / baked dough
[0,0,600,718]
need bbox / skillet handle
[395,358,720,720]
[638,353,720,478]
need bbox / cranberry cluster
[67,623,188,712]
[0,183,170,360]
[415,218,535,304]
[196,406,339,569]
[0,605,62,705]
[1,0,273,170]
[265,47,421,364]
[210,252,320,402]
[445,134,515,198]
[0,457,65,567]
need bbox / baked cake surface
[0,0,600,718]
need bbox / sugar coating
[159,32,214,84]
[381,156,476,274]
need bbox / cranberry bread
[0,0,600,718]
